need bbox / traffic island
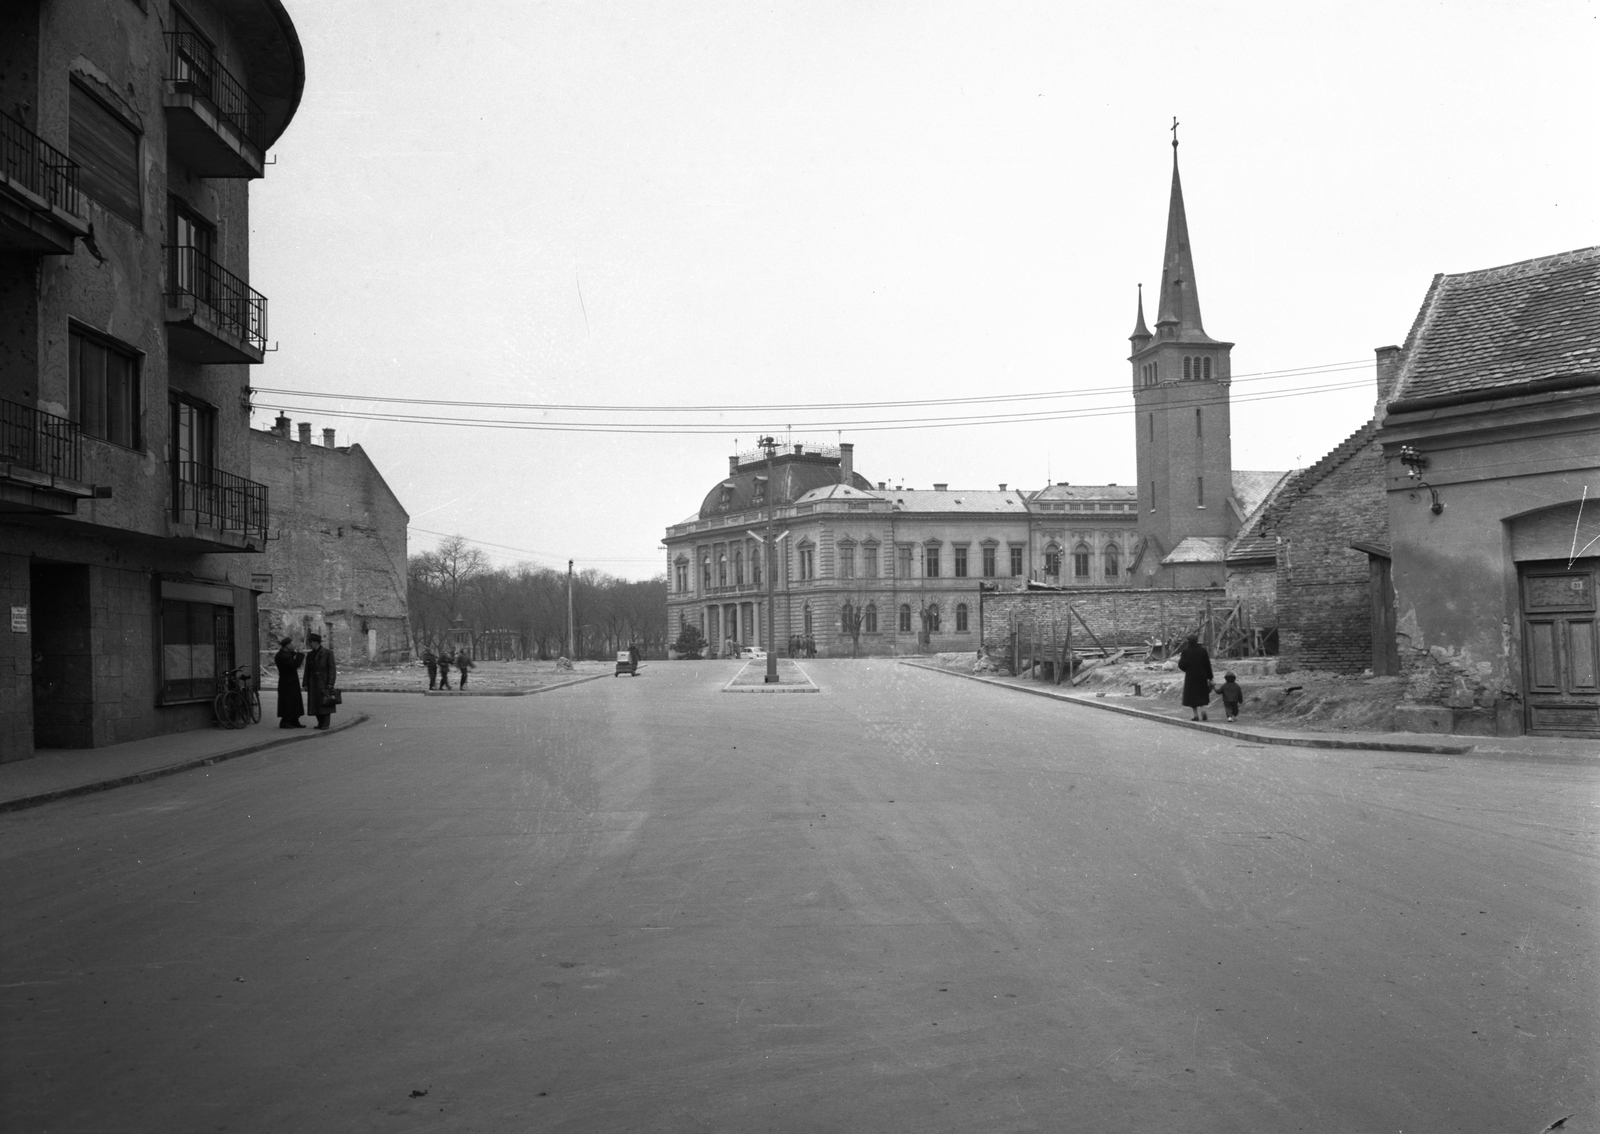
[724,659,819,693]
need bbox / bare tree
[839,597,865,657]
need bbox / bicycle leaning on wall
[213,665,261,730]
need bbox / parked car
[739,646,767,660]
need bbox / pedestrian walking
[437,649,452,690]
[1177,633,1214,721]
[273,636,305,728]
[422,646,438,690]
[1219,672,1244,721]
[627,641,641,669]
[302,633,339,730]
[456,649,474,688]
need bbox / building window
[1196,407,1203,437]
[799,545,815,580]
[897,545,913,579]
[1183,356,1192,380]
[718,553,728,587]
[1009,546,1023,576]
[71,328,142,449]
[1044,545,1061,577]
[1073,544,1091,578]
[70,80,141,226]
[839,542,855,579]
[865,603,878,633]
[863,544,879,578]
[734,550,743,585]
[1149,413,1154,442]
[1151,481,1157,511]
[982,546,996,578]
[840,602,852,632]
[1204,357,1212,380]
[675,560,688,592]
[803,603,813,637]
[751,547,762,586]
[168,394,216,512]
[752,478,767,506]
[925,546,940,578]
[702,559,711,590]
[1104,544,1120,578]
[899,604,912,633]
[953,546,968,577]
[926,603,941,632]
[161,598,232,702]
[717,484,733,511]
[1197,476,1205,507]
[956,603,969,632]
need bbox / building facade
[250,416,410,668]
[1,0,302,754]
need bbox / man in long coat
[1177,633,1214,721]
[302,633,338,730]
[273,637,305,728]
[422,646,438,690]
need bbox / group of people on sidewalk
[1177,634,1245,723]
[421,647,475,690]
[272,635,339,730]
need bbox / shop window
[161,598,232,702]
[71,327,142,449]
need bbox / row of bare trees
[408,536,668,660]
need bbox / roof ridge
[1437,243,1600,282]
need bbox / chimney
[933,483,948,492]
[1374,345,1402,412]
[729,455,740,475]
[839,442,853,483]
[998,483,1007,491]
[877,482,886,490]
[273,413,291,437]
[297,422,311,445]
[323,428,337,449]
[793,444,803,456]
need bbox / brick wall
[980,586,1224,652]
[1226,564,1276,627]
[1271,436,1387,674]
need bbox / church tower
[1130,130,1236,580]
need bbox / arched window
[702,559,711,589]
[674,557,688,592]
[718,553,728,587]
[1203,357,1212,380]
[865,602,878,633]
[1073,543,1091,578]
[898,603,912,633]
[1183,356,1192,380]
[734,550,743,585]
[803,603,813,637]
[956,603,969,632]
[840,601,852,631]
[926,602,941,632]
[1044,543,1062,577]
[1103,543,1120,578]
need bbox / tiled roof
[1226,470,1300,562]
[697,457,871,518]
[1230,469,1288,520]
[1390,245,1600,405]
[884,489,1029,513]
[1029,483,1139,502]
[792,484,879,503]
[1162,536,1228,564]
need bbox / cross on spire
[1170,116,1179,149]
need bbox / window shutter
[70,82,142,226]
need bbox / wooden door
[1521,562,1600,736]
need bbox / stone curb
[723,659,820,693]
[423,672,609,697]
[0,713,372,814]
[898,662,1487,756]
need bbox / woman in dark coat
[302,633,338,730]
[1177,634,1214,721]
[273,637,305,728]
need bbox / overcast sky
[250,0,1599,580]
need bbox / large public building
[663,140,1285,658]
[1,0,303,754]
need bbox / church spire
[1154,125,1210,341]
[1129,282,1151,345]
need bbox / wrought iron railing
[165,31,265,149]
[1,398,81,481]
[171,460,268,541]
[165,244,268,352]
[0,111,83,216]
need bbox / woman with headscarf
[1177,633,1214,722]
[273,637,305,728]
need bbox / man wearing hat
[302,632,339,730]
[273,636,305,728]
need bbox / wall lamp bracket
[1398,445,1429,479]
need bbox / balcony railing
[165,244,268,353]
[165,32,265,149]
[2,398,81,481]
[172,460,268,542]
[0,112,83,217]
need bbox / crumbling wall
[979,586,1224,653]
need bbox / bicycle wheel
[214,691,239,729]
[246,685,262,725]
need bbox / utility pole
[762,435,780,683]
[567,559,575,660]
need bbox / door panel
[1521,561,1600,736]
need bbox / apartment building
[0,0,303,754]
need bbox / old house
[1378,246,1600,738]
[1,0,302,753]
[250,416,410,666]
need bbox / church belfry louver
[1129,128,1238,583]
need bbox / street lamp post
[762,435,780,684]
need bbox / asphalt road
[3,659,1596,1132]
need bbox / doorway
[1520,559,1599,736]
[30,562,94,748]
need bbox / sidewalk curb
[899,662,1483,756]
[423,673,609,696]
[0,713,372,814]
